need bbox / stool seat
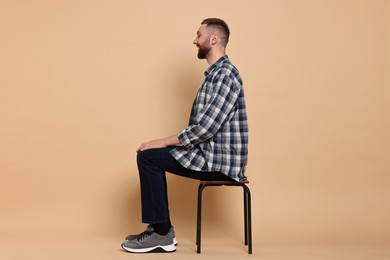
[200,179,249,185]
[196,178,252,254]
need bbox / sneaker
[125,225,178,246]
[125,224,154,241]
[121,231,176,253]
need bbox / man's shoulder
[214,59,241,83]
[214,59,239,75]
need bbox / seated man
[121,18,249,253]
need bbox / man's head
[201,18,230,47]
[193,18,230,60]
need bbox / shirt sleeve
[178,73,240,149]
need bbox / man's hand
[137,139,167,152]
[137,134,181,152]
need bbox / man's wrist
[163,134,181,147]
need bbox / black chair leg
[243,186,248,245]
[243,185,252,254]
[196,184,206,254]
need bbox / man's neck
[206,50,226,66]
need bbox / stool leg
[196,184,206,253]
[243,185,248,245]
[244,185,252,254]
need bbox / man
[121,18,248,253]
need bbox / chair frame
[196,180,252,254]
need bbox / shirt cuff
[178,129,194,149]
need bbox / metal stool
[196,179,252,254]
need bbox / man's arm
[137,134,181,152]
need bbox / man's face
[193,24,211,59]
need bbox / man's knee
[137,150,148,166]
[136,148,172,167]
[136,149,159,166]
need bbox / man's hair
[201,18,230,47]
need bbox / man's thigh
[137,147,231,181]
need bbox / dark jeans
[137,146,232,224]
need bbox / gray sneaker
[125,225,178,246]
[121,231,176,253]
[125,225,154,241]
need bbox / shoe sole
[121,243,176,253]
[126,237,178,246]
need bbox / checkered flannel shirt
[170,56,248,181]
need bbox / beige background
[1,0,389,259]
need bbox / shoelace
[137,231,152,242]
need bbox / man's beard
[197,43,211,59]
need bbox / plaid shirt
[170,56,248,181]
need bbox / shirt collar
[204,55,229,76]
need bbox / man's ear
[211,35,218,45]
